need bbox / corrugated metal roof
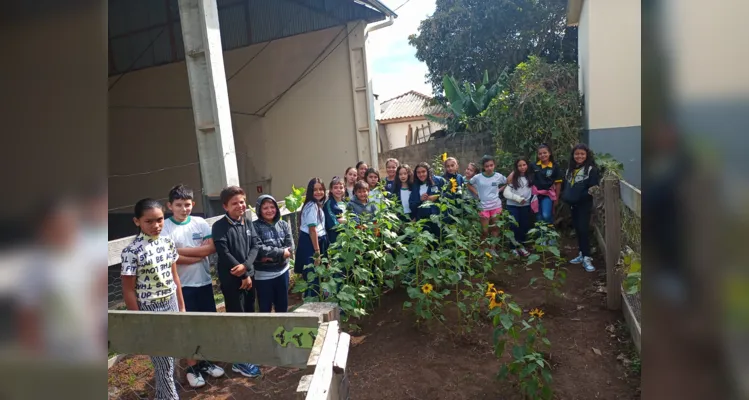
[377,91,445,122]
[109,0,386,76]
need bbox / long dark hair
[298,178,326,226]
[537,143,555,163]
[394,164,414,190]
[413,162,435,186]
[567,143,597,174]
[510,157,534,190]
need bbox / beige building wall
[109,26,363,214]
[580,0,641,130]
[382,120,444,150]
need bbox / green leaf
[543,268,555,281]
[548,246,560,258]
[512,345,526,361]
[403,301,413,309]
[542,337,551,346]
[508,302,522,316]
[500,313,513,330]
[457,302,467,314]
[541,368,553,384]
[497,364,509,380]
[528,277,538,287]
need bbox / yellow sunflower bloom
[441,152,448,162]
[450,178,458,193]
[485,252,493,258]
[529,308,545,318]
[421,283,433,294]
[489,297,503,309]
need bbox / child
[394,164,414,221]
[120,199,185,400]
[467,155,507,247]
[384,158,400,194]
[253,194,295,312]
[561,144,600,272]
[531,144,562,227]
[503,159,534,257]
[356,161,369,181]
[211,185,262,378]
[324,176,347,245]
[365,168,383,204]
[463,162,480,201]
[442,157,465,191]
[441,156,465,223]
[344,167,358,200]
[409,162,445,239]
[348,180,377,220]
[294,178,328,298]
[162,185,224,387]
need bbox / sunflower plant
[488,285,553,400]
[526,222,567,299]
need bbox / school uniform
[393,184,413,221]
[121,234,180,400]
[162,215,216,312]
[469,172,508,218]
[562,165,600,257]
[211,213,260,313]
[294,202,328,298]
[345,187,355,202]
[369,188,384,205]
[384,178,397,195]
[532,160,563,224]
[503,176,534,248]
[347,197,377,222]
[441,172,465,223]
[409,176,446,238]
[323,197,346,244]
[252,195,294,313]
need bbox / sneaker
[232,363,261,378]
[518,248,530,257]
[582,257,595,272]
[570,252,584,264]
[511,249,520,257]
[198,360,225,378]
[185,365,206,388]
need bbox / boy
[210,185,263,378]
[162,185,225,387]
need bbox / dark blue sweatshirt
[409,176,446,220]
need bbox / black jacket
[252,195,295,273]
[561,165,600,204]
[211,213,260,283]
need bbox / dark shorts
[182,284,217,312]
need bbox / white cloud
[367,0,436,101]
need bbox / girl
[344,167,358,200]
[463,162,480,200]
[503,158,534,257]
[561,144,600,272]
[253,195,294,312]
[409,162,445,239]
[384,158,400,194]
[348,180,376,221]
[531,144,562,226]
[294,178,328,298]
[442,157,465,189]
[441,156,465,223]
[393,164,414,221]
[356,161,369,181]
[324,176,347,245]
[467,155,507,246]
[365,168,383,204]
[120,199,184,400]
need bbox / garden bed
[107,238,640,399]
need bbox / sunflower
[489,297,503,309]
[421,283,433,294]
[441,152,448,162]
[529,308,545,318]
[449,178,458,193]
[485,252,493,259]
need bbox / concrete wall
[381,119,443,150]
[109,26,362,216]
[378,132,494,174]
[577,0,641,187]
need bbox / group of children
[120,143,600,399]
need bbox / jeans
[570,199,593,257]
[507,205,531,248]
[536,195,554,225]
[255,270,290,312]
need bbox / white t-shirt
[300,202,327,237]
[121,233,179,305]
[369,188,383,204]
[161,216,212,287]
[470,172,507,210]
[400,188,412,214]
[505,176,533,207]
[419,184,428,197]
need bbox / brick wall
[378,132,495,172]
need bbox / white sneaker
[582,256,595,272]
[570,252,584,264]
[518,248,530,257]
[511,249,520,257]
[198,360,225,378]
[186,365,206,388]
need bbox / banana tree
[427,69,506,134]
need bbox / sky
[367,0,436,102]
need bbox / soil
[108,238,641,399]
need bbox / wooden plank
[333,332,350,374]
[306,321,340,400]
[108,205,296,266]
[604,179,622,310]
[306,322,329,368]
[621,289,641,354]
[595,225,606,257]
[296,375,314,399]
[108,311,321,367]
[619,179,641,217]
[295,302,340,323]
